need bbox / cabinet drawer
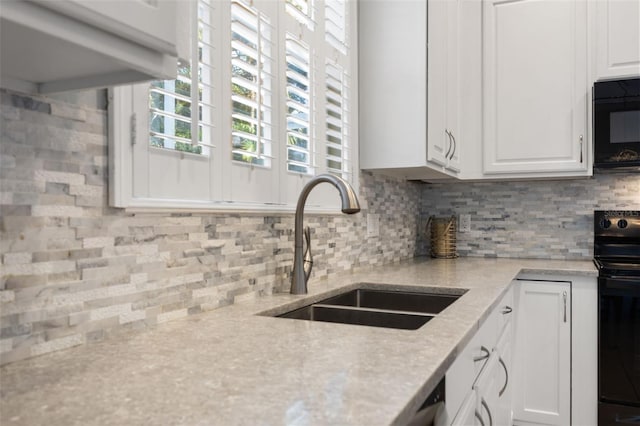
[450,389,479,426]
[445,309,498,421]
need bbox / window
[109,0,357,211]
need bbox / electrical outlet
[459,214,471,233]
[367,214,380,238]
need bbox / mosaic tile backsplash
[0,90,421,364]
[419,176,640,259]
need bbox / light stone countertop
[0,257,597,426]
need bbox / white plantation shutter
[325,62,351,179]
[285,36,313,174]
[197,0,216,150]
[286,0,315,30]
[113,0,358,210]
[148,64,201,154]
[325,0,346,54]
[148,0,215,156]
[230,1,274,168]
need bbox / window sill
[118,198,352,216]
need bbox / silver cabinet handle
[475,410,486,426]
[444,129,453,158]
[579,135,583,163]
[473,346,491,362]
[563,291,567,323]
[449,132,457,160]
[481,397,493,426]
[498,356,509,397]
[501,306,512,315]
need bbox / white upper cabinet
[595,0,640,80]
[358,0,467,180]
[0,0,187,94]
[427,0,462,174]
[482,0,590,177]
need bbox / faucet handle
[303,226,313,281]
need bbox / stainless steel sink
[276,287,463,330]
[280,304,434,330]
[318,289,460,315]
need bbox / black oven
[594,211,640,424]
[593,78,640,171]
[599,275,640,424]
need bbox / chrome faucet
[291,174,361,294]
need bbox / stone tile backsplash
[420,176,640,259]
[2,86,638,365]
[0,90,421,364]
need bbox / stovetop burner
[594,210,640,278]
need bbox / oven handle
[599,276,640,296]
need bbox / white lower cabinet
[443,275,597,426]
[513,280,571,426]
[512,275,598,426]
[444,286,514,425]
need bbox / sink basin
[318,289,459,315]
[275,287,464,330]
[280,304,434,330]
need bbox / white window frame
[108,0,359,214]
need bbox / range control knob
[600,218,612,229]
[618,219,628,229]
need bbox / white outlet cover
[459,214,471,233]
[367,214,380,237]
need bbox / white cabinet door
[428,0,462,173]
[427,0,451,169]
[513,280,571,426]
[595,0,640,80]
[483,0,589,175]
[359,0,466,179]
[445,0,461,174]
[358,0,428,171]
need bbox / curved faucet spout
[291,174,361,294]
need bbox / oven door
[599,275,640,424]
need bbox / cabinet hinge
[130,113,137,145]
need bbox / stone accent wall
[0,90,421,364]
[420,176,640,259]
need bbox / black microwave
[593,78,640,172]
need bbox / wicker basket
[426,215,458,259]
